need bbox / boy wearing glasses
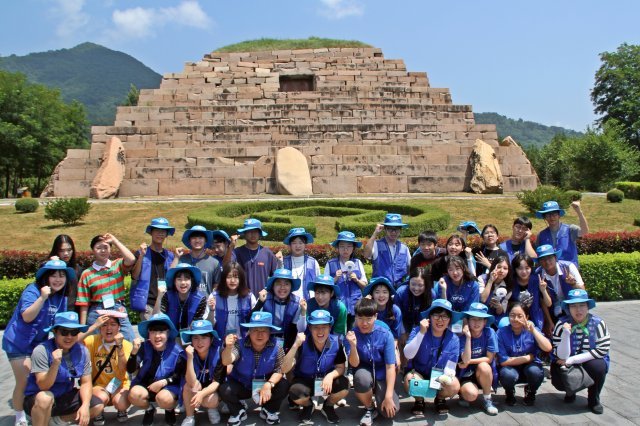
[364,213,411,288]
[23,312,104,426]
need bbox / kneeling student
[23,312,104,426]
[180,320,225,426]
[128,313,185,426]
[347,298,400,426]
[457,303,499,415]
[79,310,132,425]
[283,310,349,424]
[219,311,289,426]
[403,299,461,416]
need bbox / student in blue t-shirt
[363,277,403,369]
[438,255,479,313]
[499,217,537,263]
[346,298,399,425]
[458,303,499,415]
[497,302,552,407]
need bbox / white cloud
[51,0,90,38]
[109,0,212,41]
[319,0,364,19]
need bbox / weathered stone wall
[52,47,537,196]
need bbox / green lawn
[1,194,638,252]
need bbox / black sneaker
[93,414,105,426]
[164,409,177,426]
[143,407,156,426]
[505,390,516,406]
[589,402,604,414]
[298,404,314,424]
[523,386,536,406]
[321,402,340,424]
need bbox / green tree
[122,83,140,106]
[591,43,640,149]
[0,70,88,197]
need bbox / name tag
[105,377,122,394]
[314,379,325,396]
[429,368,444,390]
[252,380,266,404]
[157,280,167,292]
[102,294,115,309]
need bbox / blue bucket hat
[166,263,202,291]
[562,289,596,312]
[308,275,341,298]
[363,276,396,297]
[308,309,334,326]
[237,218,268,237]
[180,319,220,344]
[457,220,481,235]
[145,217,175,236]
[182,225,212,249]
[283,227,314,245]
[536,244,562,259]
[241,311,281,331]
[45,311,89,333]
[138,313,179,340]
[498,317,511,329]
[330,231,362,248]
[382,213,408,228]
[211,230,231,244]
[266,268,301,292]
[420,299,454,319]
[463,302,495,326]
[36,259,76,282]
[536,201,566,219]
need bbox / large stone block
[276,147,313,195]
[504,176,538,192]
[158,178,225,195]
[118,179,159,197]
[408,176,467,193]
[90,137,126,199]
[312,176,357,194]
[253,156,275,177]
[53,180,91,197]
[337,164,380,176]
[225,177,266,194]
[357,176,407,193]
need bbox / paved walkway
[0,300,637,425]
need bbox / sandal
[434,398,449,415]
[411,398,426,415]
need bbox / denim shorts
[4,351,30,361]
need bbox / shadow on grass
[41,222,85,230]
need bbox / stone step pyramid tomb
[48,46,538,198]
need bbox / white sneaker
[207,408,221,424]
[181,416,195,426]
[259,407,280,425]
[15,420,28,426]
[227,408,247,426]
[359,407,378,426]
[336,398,348,407]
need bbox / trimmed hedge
[187,200,450,241]
[615,181,640,200]
[517,185,572,214]
[580,252,640,301]
[15,198,39,213]
[2,252,638,327]
[606,188,624,203]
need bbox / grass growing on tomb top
[215,37,372,52]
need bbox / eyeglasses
[58,328,80,336]
[430,314,450,321]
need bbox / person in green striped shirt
[76,234,137,341]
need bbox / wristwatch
[267,381,276,388]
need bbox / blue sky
[1,0,639,131]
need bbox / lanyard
[382,239,397,283]
[178,296,190,328]
[431,330,447,368]
[248,247,261,264]
[156,349,166,380]
[511,329,527,355]
[196,352,210,383]
[315,342,329,378]
[47,291,66,325]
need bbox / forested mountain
[475,112,583,147]
[0,42,161,125]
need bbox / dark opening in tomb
[279,75,315,92]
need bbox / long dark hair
[510,254,535,288]
[49,234,77,268]
[371,283,395,322]
[218,262,249,298]
[445,234,466,256]
[446,255,476,283]
[408,267,433,313]
[36,269,70,297]
[487,255,513,293]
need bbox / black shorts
[459,373,480,387]
[289,375,350,398]
[24,388,103,417]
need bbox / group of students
[1,199,611,426]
